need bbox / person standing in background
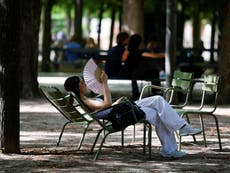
[64,34,82,63]
[123,34,165,100]
[104,32,130,79]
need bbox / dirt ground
[0,98,230,173]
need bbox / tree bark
[20,0,41,98]
[97,0,104,48]
[192,0,201,54]
[41,0,53,72]
[109,6,116,49]
[122,0,144,37]
[165,0,177,86]
[74,0,83,43]
[0,0,20,153]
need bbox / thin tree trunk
[97,0,104,48]
[210,10,217,63]
[74,0,83,43]
[165,0,177,86]
[192,0,201,55]
[66,5,72,38]
[109,6,116,49]
[41,0,53,72]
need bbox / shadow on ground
[0,98,230,172]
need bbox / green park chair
[39,86,94,150]
[71,93,152,161]
[139,70,194,108]
[134,70,194,142]
[176,74,222,151]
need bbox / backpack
[95,101,145,130]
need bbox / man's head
[116,32,129,46]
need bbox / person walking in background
[104,32,129,79]
[123,34,165,100]
[64,34,82,63]
[84,37,99,59]
[51,31,67,71]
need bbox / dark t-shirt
[104,45,125,79]
[123,49,143,79]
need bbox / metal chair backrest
[166,70,194,107]
[40,86,92,122]
[199,74,220,112]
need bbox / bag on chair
[95,101,145,130]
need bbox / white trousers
[135,95,186,153]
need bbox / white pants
[135,95,186,153]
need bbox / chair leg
[143,123,146,155]
[210,114,222,151]
[147,123,152,158]
[143,122,152,158]
[178,135,182,151]
[185,114,197,143]
[133,125,136,142]
[56,121,70,147]
[94,132,110,161]
[77,123,90,150]
[90,129,103,154]
[199,114,207,147]
[121,130,124,147]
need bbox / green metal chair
[139,70,194,108]
[135,70,194,142]
[39,86,94,150]
[176,74,222,151]
[72,94,152,161]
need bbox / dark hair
[128,34,142,51]
[64,76,81,105]
[116,32,129,45]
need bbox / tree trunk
[192,0,201,56]
[97,0,104,48]
[41,0,54,72]
[177,1,186,50]
[0,0,20,153]
[122,0,144,37]
[74,0,83,43]
[66,4,72,38]
[218,1,230,104]
[109,6,116,49]
[165,0,177,86]
[20,0,41,98]
[210,10,217,63]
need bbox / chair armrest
[139,84,167,99]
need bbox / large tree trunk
[218,1,230,104]
[0,0,20,153]
[165,0,177,86]
[20,0,41,98]
[122,0,144,37]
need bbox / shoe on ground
[179,124,202,136]
[161,150,186,158]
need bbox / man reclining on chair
[64,71,202,159]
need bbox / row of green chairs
[139,70,222,151]
[40,70,222,160]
